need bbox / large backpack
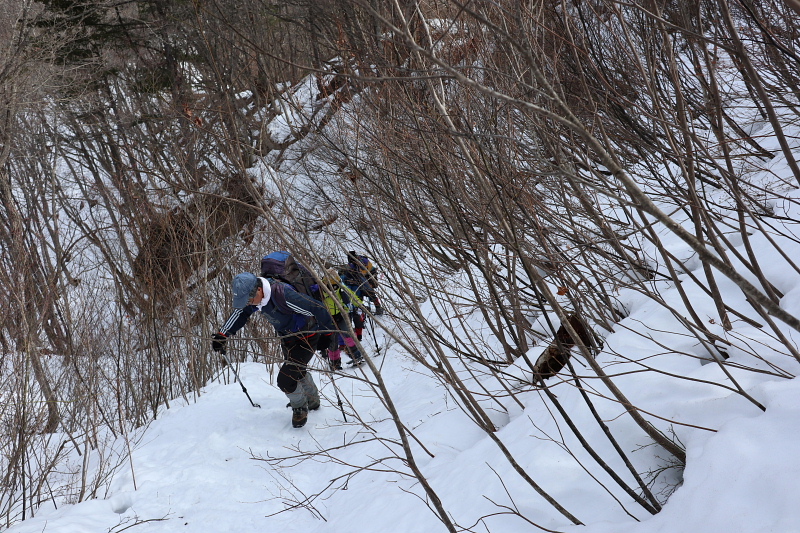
[346,251,378,288]
[260,251,321,301]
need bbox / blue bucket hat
[232,272,259,309]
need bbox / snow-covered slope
[8,292,800,533]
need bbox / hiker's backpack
[260,251,322,300]
[260,251,323,327]
[340,266,365,288]
[347,253,378,288]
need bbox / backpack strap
[268,279,294,315]
[268,279,314,332]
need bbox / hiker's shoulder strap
[267,279,294,315]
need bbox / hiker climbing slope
[211,272,335,428]
[343,250,384,316]
[321,268,365,369]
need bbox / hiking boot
[292,407,308,428]
[308,398,321,411]
[375,306,384,316]
[329,358,342,371]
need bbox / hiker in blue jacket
[211,273,335,428]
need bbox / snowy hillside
[4,2,800,532]
[7,278,800,533]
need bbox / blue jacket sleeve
[219,306,257,337]
[283,289,334,334]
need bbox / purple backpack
[260,251,321,302]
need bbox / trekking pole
[329,370,347,422]
[367,314,381,356]
[220,349,261,408]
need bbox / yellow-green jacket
[323,284,363,316]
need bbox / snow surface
[7,297,800,533]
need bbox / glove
[211,332,227,353]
